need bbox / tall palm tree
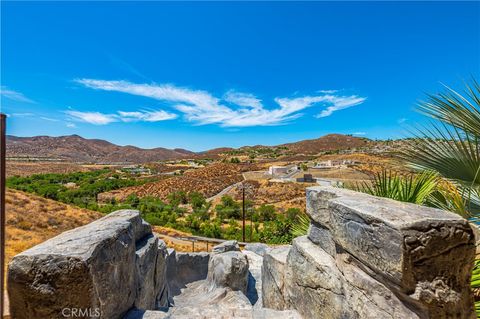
[400,79,480,216]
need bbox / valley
[4,133,407,267]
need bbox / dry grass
[4,189,102,279]
[152,226,212,252]
[6,161,108,177]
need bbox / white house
[268,165,297,176]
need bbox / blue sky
[1,2,479,151]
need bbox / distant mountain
[279,134,370,154]
[6,133,372,164]
[6,135,196,163]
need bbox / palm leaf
[290,213,310,237]
[418,78,480,138]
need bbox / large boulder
[7,210,167,319]
[285,236,420,319]
[306,186,475,291]
[261,245,291,310]
[207,251,249,293]
[300,185,477,318]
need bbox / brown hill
[7,133,373,164]
[7,135,196,163]
[5,189,102,276]
[280,134,370,154]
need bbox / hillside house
[268,164,297,177]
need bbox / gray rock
[207,251,249,293]
[212,240,240,254]
[155,240,170,308]
[244,243,269,257]
[166,252,210,299]
[252,308,302,319]
[261,245,291,310]
[305,186,476,296]
[124,307,302,319]
[284,236,420,319]
[135,234,160,309]
[166,250,253,319]
[7,210,152,319]
[242,250,263,307]
[307,221,336,257]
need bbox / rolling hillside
[7,133,375,164]
[7,135,195,163]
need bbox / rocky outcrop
[282,186,476,319]
[125,244,301,319]
[207,251,249,293]
[8,186,475,319]
[7,210,169,319]
[261,245,290,310]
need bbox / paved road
[206,181,243,202]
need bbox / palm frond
[418,78,480,137]
[350,170,438,206]
[290,213,310,237]
[401,124,480,187]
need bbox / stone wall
[262,186,476,319]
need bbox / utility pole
[239,182,255,243]
[242,187,246,242]
[0,113,6,319]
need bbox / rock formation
[7,210,168,319]
[262,186,476,318]
[8,186,476,318]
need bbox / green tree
[257,205,276,222]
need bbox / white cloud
[40,117,59,122]
[66,122,76,128]
[117,110,177,122]
[65,111,117,125]
[66,109,177,125]
[0,86,35,103]
[75,79,366,127]
[223,90,263,110]
[352,132,366,136]
[11,112,34,117]
[316,96,366,118]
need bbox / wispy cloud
[0,86,35,103]
[11,112,34,117]
[398,118,407,124]
[66,122,76,128]
[40,116,60,122]
[316,96,366,118]
[117,110,178,122]
[223,90,263,110]
[75,79,366,127]
[65,111,117,125]
[65,109,177,125]
[352,132,366,136]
